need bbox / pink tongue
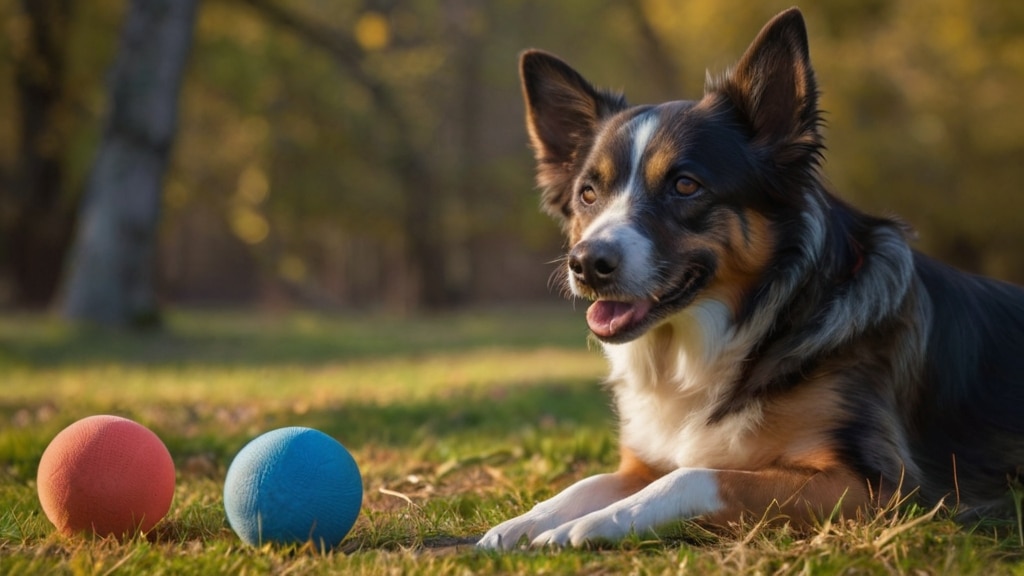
[586,300,653,338]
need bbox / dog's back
[910,255,1024,511]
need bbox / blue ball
[224,427,362,548]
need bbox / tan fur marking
[757,375,849,468]
[706,466,869,528]
[643,145,678,189]
[569,217,586,246]
[618,444,667,488]
[594,152,617,188]
[702,209,776,315]
[707,377,872,526]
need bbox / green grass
[1,307,1023,575]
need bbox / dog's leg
[531,466,868,547]
[477,448,659,550]
[476,472,647,550]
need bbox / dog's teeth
[650,293,661,303]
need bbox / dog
[477,7,1024,549]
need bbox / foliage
[2,0,1024,309]
[1,309,1024,574]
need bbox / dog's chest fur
[604,299,763,471]
[602,303,861,476]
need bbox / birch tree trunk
[61,0,198,326]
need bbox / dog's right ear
[520,50,626,222]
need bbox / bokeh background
[2,0,1023,325]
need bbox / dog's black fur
[479,7,1024,549]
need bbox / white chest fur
[603,298,766,470]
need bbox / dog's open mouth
[586,300,654,339]
[583,267,708,342]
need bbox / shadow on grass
[1,377,615,477]
[293,380,612,450]
[161,379,615,477]
[0,307,590,368]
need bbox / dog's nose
[568,240,621,288]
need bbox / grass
[1,307,1023,575]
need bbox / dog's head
[520,8,824,343]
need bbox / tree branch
[624,0,682,98]
[232,0,411,133]
[229,0,451,308]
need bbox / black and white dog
[478,7,1024,549]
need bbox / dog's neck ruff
[601,190,917,468]
[604,190,915,387]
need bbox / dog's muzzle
[568,239,622,294]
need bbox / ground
[1,308,1022,575]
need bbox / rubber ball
[36,415,176,538]
[223,427,362,548]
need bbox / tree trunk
[399,151,450,310]
[2,0,74,308]
[60,0,198,326]
[446,0,484,305]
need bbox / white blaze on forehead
[572,112,660,297]
[581,111,660,240]
[627,112,659,193]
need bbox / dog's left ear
[520,50,627,222]
[712,8,821,161]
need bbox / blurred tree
[61,0,198,326]
[4,0,1022,313]
[1,0,74,308]
[237,0,468,309]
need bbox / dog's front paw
[476,517,529,550]
[477,510,562,550]
[477,473,635,550]
[531,513,631,548]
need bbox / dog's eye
[674,177,702,197]
[579,185,598,205]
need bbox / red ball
[37,415,176,538]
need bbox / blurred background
[1,0,1023,326]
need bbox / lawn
[1,308,1023,575]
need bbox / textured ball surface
[224,427,362,548]
[37,415,176,537]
